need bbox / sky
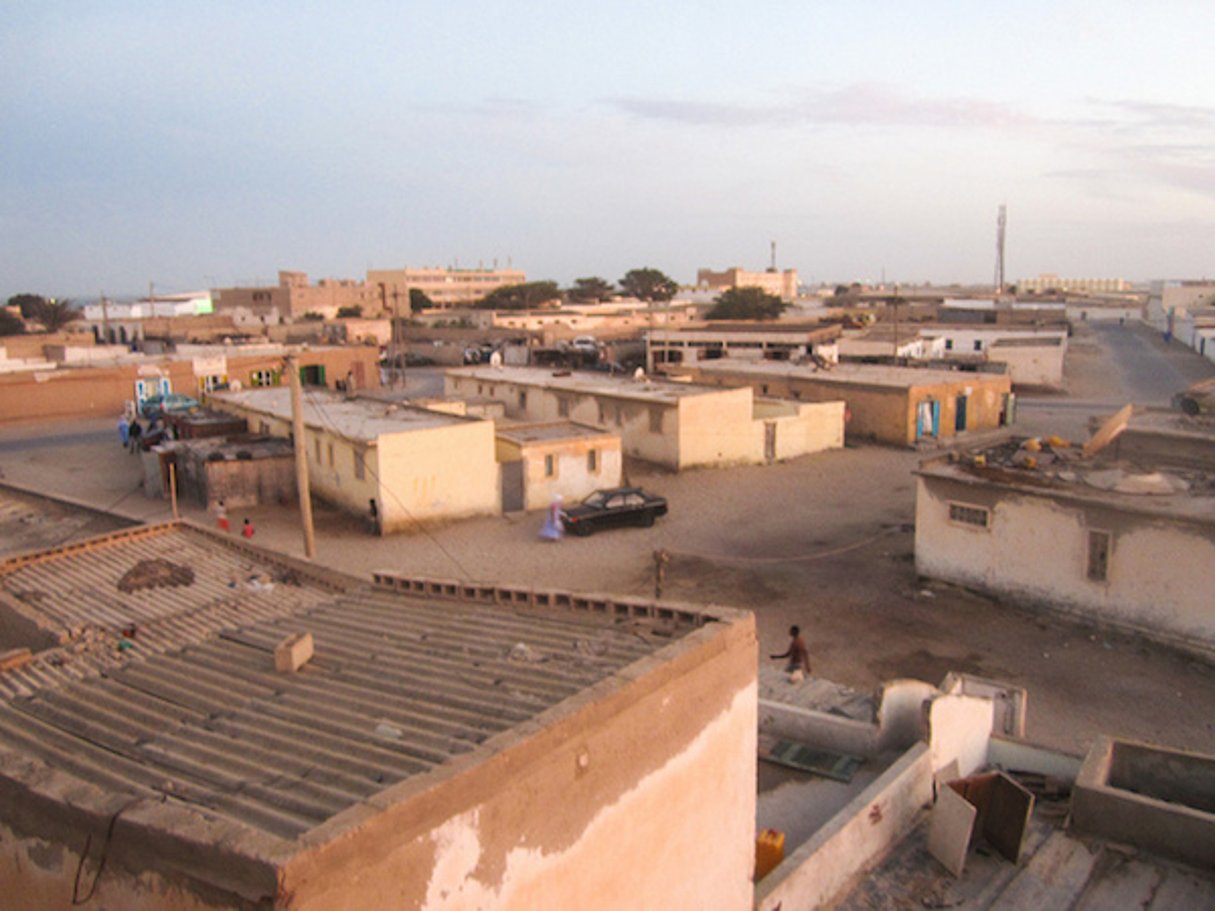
[3,1,1214,300]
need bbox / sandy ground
[1,323,1213,757]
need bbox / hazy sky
[3,1,1213,299]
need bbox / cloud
[1095,98,1215,130]
[608,83,1035,130]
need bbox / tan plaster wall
[673,386,756,468]
[513,437,623,511]
[916,475,1215,654]
[277,617,758,910]
[989,343,1066,388]
[376,421,500,529]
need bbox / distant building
[446,366,845,470]
[0,343,379,423]
[646,324,841,373]
[697,267,799,302]
[1017,274,1131,294]
[918,326,1068,389]
[367,265,527,311]
[213,387,501,530]
[212,270,378,323]
[671,360,1015,447]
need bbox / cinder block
[274,632,314,673]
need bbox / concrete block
[274,632,314,673]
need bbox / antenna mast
[994,205,1007,294]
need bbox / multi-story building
[367,265,527,310]
[1017,274,1132,294]
[696,267,799,302]
[212,271,379,323]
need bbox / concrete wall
[497,433,623,511]
[1072,736,1215,869]
[376,420,500,529]
[755,743,933,911]
[987,338,1066,388]
[276,615,759,910]
[915,473,1215,657]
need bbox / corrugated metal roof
[0,524,690,841]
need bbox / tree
[8,293,47,319]
[30,298,80,332]
[408,288,434,311]
[336,305,363,318]
[620,268,678,302]
[301,311,324,321]
[704,287,786,321]
[0,310,25,336]
[476,281,561,310]
[567,277,615,303]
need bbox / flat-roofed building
[672,360,1015,447]
[212,270,379,324]
[445,366,845,470]
[0,522,757,910]
[368,265,527,311]
[915,427,1215,659]
[697,267,799,302]
[213,387,500,531]
[496,421,622,511]
[919,326,1068,389]
[646,324,842,373]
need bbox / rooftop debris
[117,558,195,593]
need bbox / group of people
[117,412,175,454]
[214,501,255,539]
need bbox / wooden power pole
[286,355,317,559]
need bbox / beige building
[445,366,845,471]
[915,433,1215,659]
[671,361,1015,447]
[368,265,527,310]
[697,267,800,302]
[0,522,757,909]
[496,421,623,511]
[1017,274,1132,294]
[919,326,1068,389]
[213,387,500,531]
[212,270,379,323]
[646,324,842,373]
[0,343,379,423]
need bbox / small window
[259,421,270,435]
[973,340,983,352]
[761,384,769,395]
[354,448,366,481]
[944,339,953,351]
[948,502,990,529]
[598,404,607,425]
[1087,530,1111,581]
[315,437,322,462]
[587,449,598,472]
[327,442,335,467]
[544,454,555,477]
[519,391,527,409]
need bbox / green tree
[476,281,561,310]
[408,288,434,311]
[0,309,26,336]
[8,293,47,319]
[31,298,80,332]
[567,276,615,303]
[336,305,363,318]
[620,268,678,302]
[705,287,786,321]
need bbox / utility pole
[994,205,1007,295]
[100,290,110,344]
[286,355,317,559]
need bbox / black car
[560,487,668,536]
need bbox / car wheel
[639,512,655,527]
[572,523,593,537]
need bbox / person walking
[215,499,230,533]
[128,420,143,454]
[770,625,812,675]
[118,414,130,448]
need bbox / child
[241,518,255,539]
[215,499,230,533]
